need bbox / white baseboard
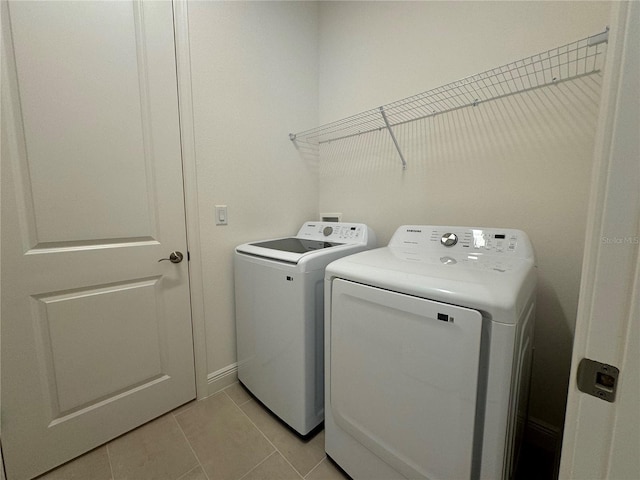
[207,363,238,397]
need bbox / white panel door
[330,279,483,480]
[1,2,196,479]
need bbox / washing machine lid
[237,238,348,264]
[250,237,344,254]
[236,221,376,265]
[325,225,537,323]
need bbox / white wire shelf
[290,29,609,168]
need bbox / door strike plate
[577,358,620,403]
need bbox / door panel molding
[25,237,160,255]
[32,276,165,415]
[132,0,161,244]
[8,1,157,246]
[1,3,39,253]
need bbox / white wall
[318,0,611,433]
[187,1,319,379]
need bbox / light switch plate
[215,205,228,225]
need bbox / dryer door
[330,279,483,480]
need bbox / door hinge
[577,358,620,402]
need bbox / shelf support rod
[379,106,407,169]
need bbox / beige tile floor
[37,382,349,480]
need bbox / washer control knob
[441,233,458,247]
[323,226,333,237]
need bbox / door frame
[559,1,639,478]
[173,0,208,400]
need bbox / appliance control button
[440,256,457,265]
[323,226,333,236]
[441,233,458,247]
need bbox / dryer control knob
[323,226,334,236]
[441,233,458,247]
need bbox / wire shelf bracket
[379,105,407,169]
[289,28,609,168]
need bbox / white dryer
[235,222,376,435]
[324,225,536,480]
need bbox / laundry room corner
[317,0,612,461]
[185,1,320,393]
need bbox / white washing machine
[235,221,376,435]
[324,225,537,480]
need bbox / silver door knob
[158,251,184,263]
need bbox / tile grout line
[223,390,305,480]
[176,464,207,480]
[220,383,252,408]
[236,451,279,480]
[172,410,212,480]
[302,455,328,480]
[172,400,198,418]
[105,443,116,480]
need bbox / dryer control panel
[389,225,534,259]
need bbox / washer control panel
[297,222,371,244]
[389,225,533,259]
